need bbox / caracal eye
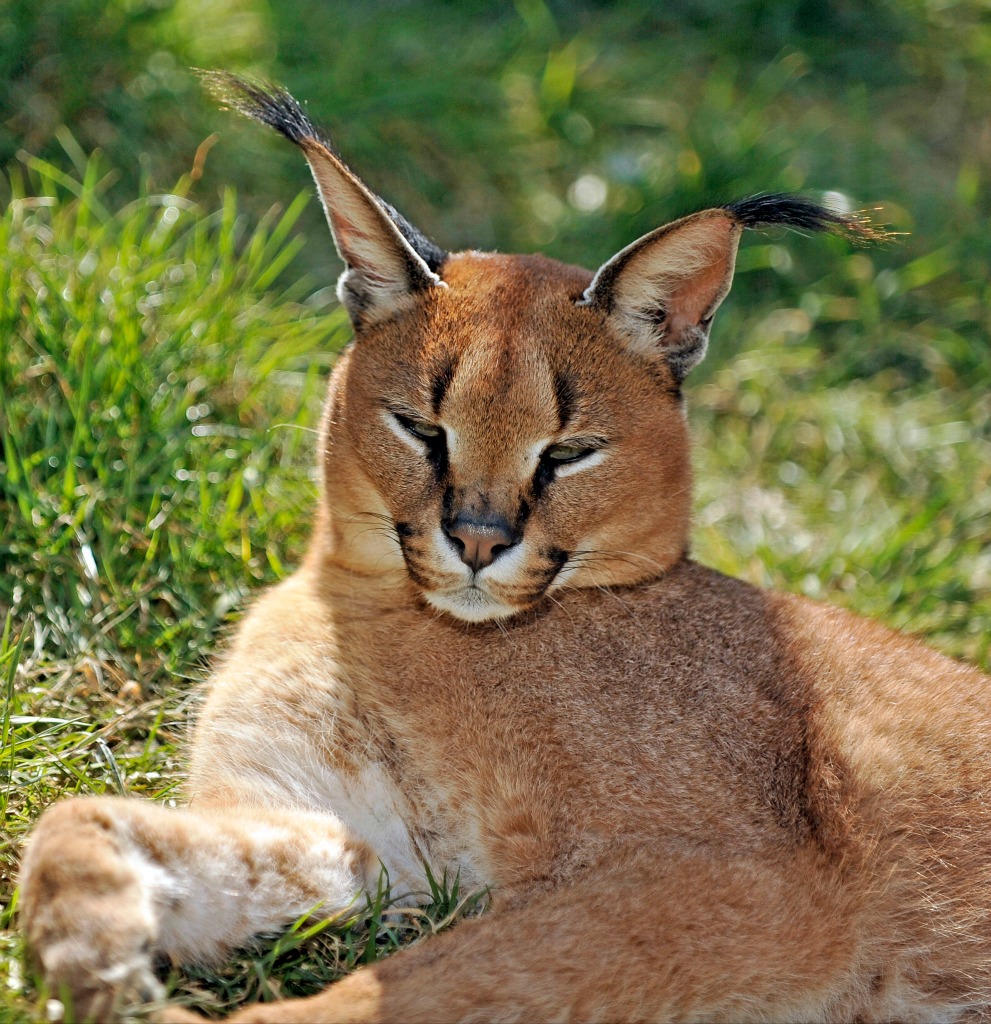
[395,413,443,442]
[544,443,594,464]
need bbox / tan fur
[18,103,991,1023]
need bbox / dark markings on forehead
[430,354,459,416]
[554,372,577,431]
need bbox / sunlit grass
[692,347,991,668]
[0,154,343,1020]
[158,868,486,1020]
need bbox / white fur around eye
[382,410,438,453]
[528,439,553,466]
[527,440,608,478]
[443,424,460,457]
[552,448,608,478]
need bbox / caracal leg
[19,794,375,1022]
[226,846,885,1024]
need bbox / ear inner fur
[297,135,444,322]
[580,210,741,377]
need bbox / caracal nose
[444,516,516,571]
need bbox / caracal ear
[579,210,740,381]
[580,194,885,382]
[201,71,446,328]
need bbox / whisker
[268,423,322,436]
[351,526,401,546]
[541,589,575,623]
[552,572,638,617]
[568,548,670,576]
[597,585,636,615]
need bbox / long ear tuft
[724,193,890,245]
[199,69,328,149]
[200,70,448,325]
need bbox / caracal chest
[198,565,805,898]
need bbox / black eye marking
[648,305,668,328]
[391,411,448,479]
[542,435,608,467]
[532,458,555,503]
[531,438,607,501]
[516,498,531,533]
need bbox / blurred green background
[1,1,990,1017]
[4,0,991,382]
[3,0,991,377]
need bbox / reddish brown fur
[18,95,991,1023]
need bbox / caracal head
[207,72,877,625]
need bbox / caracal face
[201,77,875,627]
[325,252,693,622]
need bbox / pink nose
[445,519,515,571]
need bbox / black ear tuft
[198,69,329,149]
[724,193,891,244]
[198,69,448,274]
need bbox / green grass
[152,869,486,1021]
[1,148,989,1019]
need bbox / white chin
[424,586,519,623]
